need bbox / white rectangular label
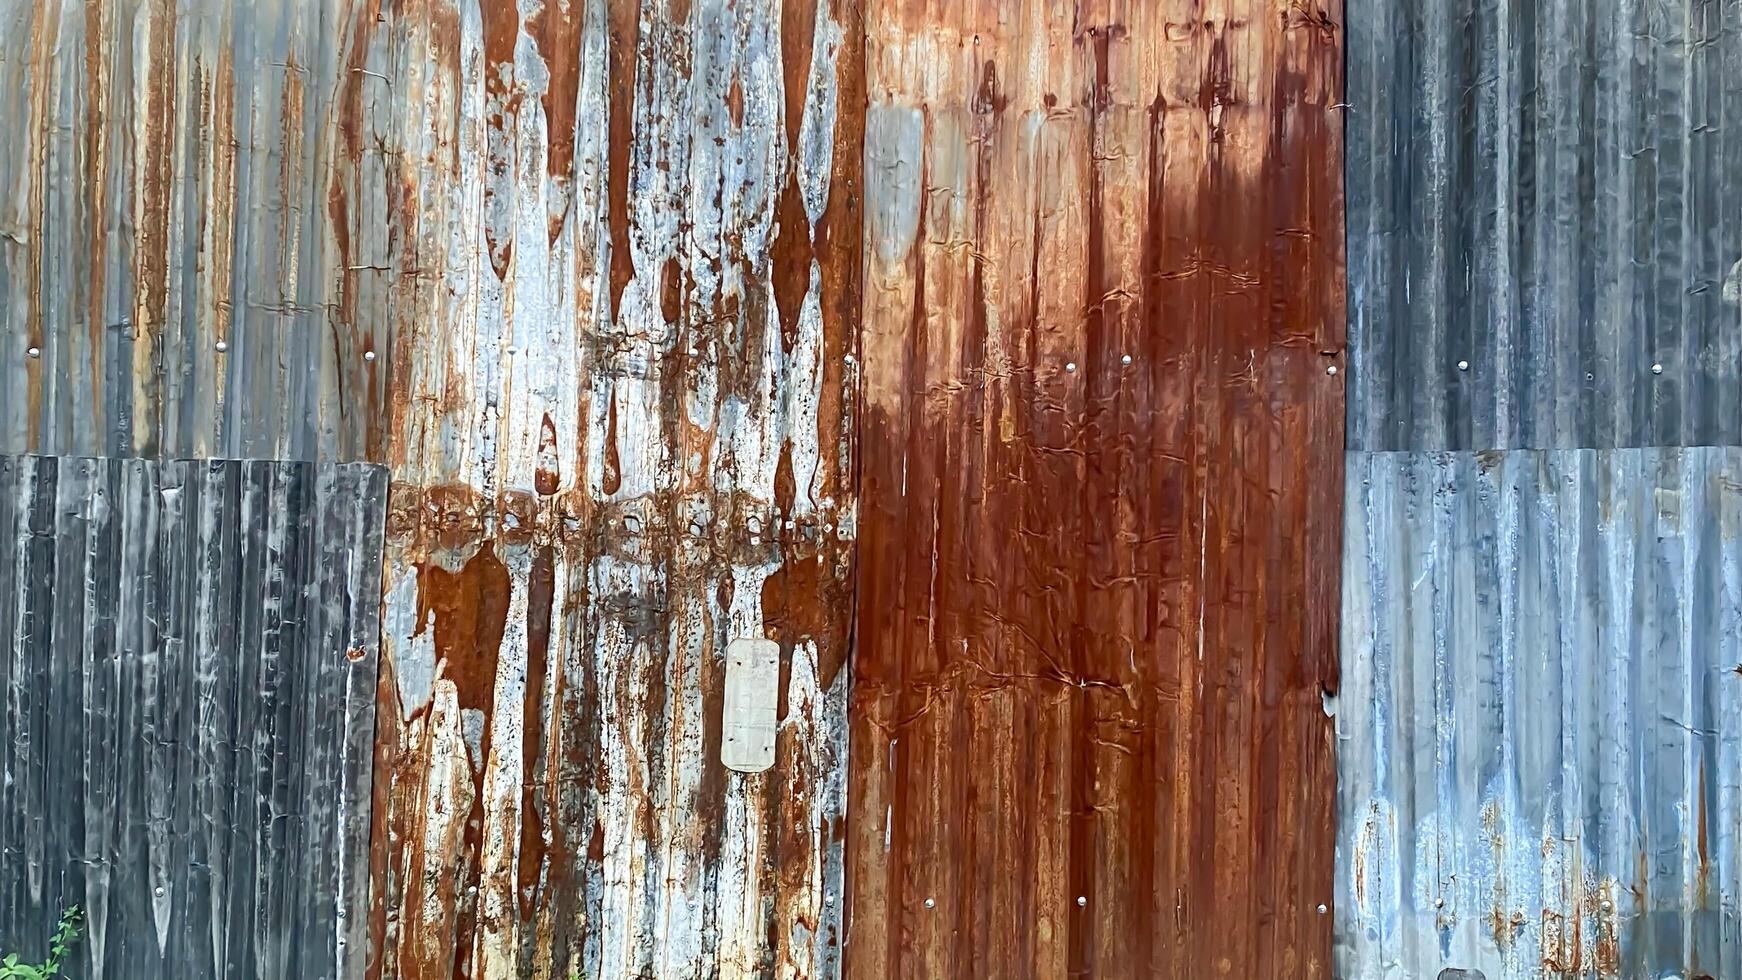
[721,637,780,773]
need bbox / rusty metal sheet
[0,454,387,978]
[1339,448,1742,979]
[849,2,1346,978]
[359,1,861,978]
[0,0,386,461]
[1345,0,1742,451]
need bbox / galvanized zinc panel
[850,1,1346,977]
[0,454,388,978]
[1346,0,1742,451]
[1339,448,1742,979]
[0,0,387,461]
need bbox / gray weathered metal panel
[0,0,384,461]
[1338,448,1742,979]
[1346,0,1742,451]
[0,454,388,978]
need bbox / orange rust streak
[604,0,639,318]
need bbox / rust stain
[535,412,561,496]
[771,172,811,353]
[415,543,511,724]
[848,1,1344,977]
[604,0,639,318]
[659,255,683,325]
[530,0,585,191]
[517,546,555,923]
[727,75,745,127]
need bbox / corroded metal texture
[0,0,385,461]
[360,1,861,978]
[850,2,1345,977]
[0,454,386,978]
[1346,0,1742,451]
[1339,448,1742,979]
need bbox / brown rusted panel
[849,2,1344,978]
[358,0,862,978]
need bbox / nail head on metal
[1121,354,1133,365]
[1457,359,1469,371]
[364,350,377,362]
[1317,903,1328,914]
[26,346,40,359]
[1326,365,1339,376]
[844,353,856,364]
[215,340,228,352]
[1076,896,1087,907]
[1065,361,1077,373]
[1652,363,1664,375]
[923,898,935,909]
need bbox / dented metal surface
[1345,0,1742,451]
[0,454,386,978]
[1339,448,1742,979]
[0,0,386,460]
[359,1,861,977]
[851,1,1345,977]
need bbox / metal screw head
[215,340,228,352]
[1317,903,1328,914]
[1121,354,1133,365]
[1326,365,1339,376]
[1065,361,1077,373]
[26,346,40,359]
[1600,900,1613,912]
[364,350,377,362]
[923,898,935,909]
[1652,363,1664,375]
[1434,898,1445,909]
[155,886,166,897]
[1076,896,1087,907]
[1457,359,1469,371]
[844,353,856,365]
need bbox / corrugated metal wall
[1340,449,1742,979]
[850,2,1344,977]
[0,0,385,461]
[1342,0,1742,977]
[357,1,860,977]
[1346,0,1742,452]
[10,0,1742,977]
[0,454,386,978]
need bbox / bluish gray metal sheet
[0,454,387,979]
[1346,0,1742,450]
[1339,448,1741,979]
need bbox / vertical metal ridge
[0,454,388,979]
[1338,447,1742,979]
